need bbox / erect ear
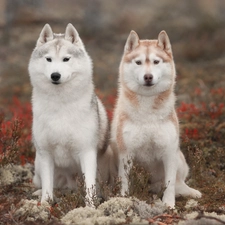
[124,30,139,53]
[65,23,82,45]
[36,24,54,47]
[157,30,172,55]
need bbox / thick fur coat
[29,24,109,205]
[110,30,201,208]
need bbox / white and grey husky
[110,30,202,208]
[28,23,109,205]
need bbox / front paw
[190,188,202,198]
[32,189,42,196]
[41,192,53,203]
[162,195,175,209]
[121,188,127,196]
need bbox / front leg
[119,153,133,196]
[37,152,54,203]
[162,149,178,208]
[79,149,97,206]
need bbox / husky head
[29,23,92,91]
[120,30,175,96]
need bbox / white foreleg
[162,145,178,208]
[38,152,54,203]
[79,149,97,206]
[119,153,133,196]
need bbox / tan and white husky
[110,30,201,208]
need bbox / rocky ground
[1,164,225,224]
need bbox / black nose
[144,74,153,83]
[51,72,61,82]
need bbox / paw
[190,189,202,198]
[85,194,96,208]
[40,199,50,206]
[163,200,175,209]
[162,195,175,209]
[121,183,129,196]
[121,188,127,196]
[32,189,42,196]
[41,191,53,203]
[85,199,95,208]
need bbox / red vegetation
[0,87,224,166]
[177,102,224,120]
[0,97,33,166]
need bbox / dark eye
[46,57,52,62]
[135,60,142,65]
[63,57,70,62]
[153,60,159,65]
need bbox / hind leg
[54,168,77,189]
[175,181,202,198]
[175,151,201,198]
[33,153,42,196]
[33,154,41,188]
[150,163,164,193]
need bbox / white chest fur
[32,90,98,168]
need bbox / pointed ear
[36,24,54,47]
[124,30,139,53]
[65,23,82,45]
[157,30,172,54]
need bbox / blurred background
[0,0,225,107]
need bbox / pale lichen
[133,198,166,219]
[61,206,104,225]
[14,199,52,222]
[0,164,33,185]
[185,199,198,209]
[61,197,162,225]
